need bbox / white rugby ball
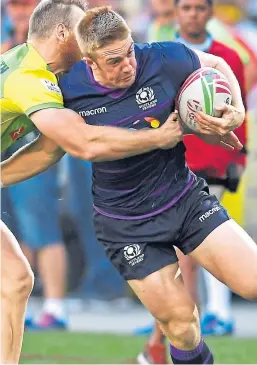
[176,67,232,132]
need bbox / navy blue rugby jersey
[59,42,201,219]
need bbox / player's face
[176,0,212,38]
[91,36,137,89]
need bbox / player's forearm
[31,108,165,162]
[76,124,161,162]
[1,135,64,186]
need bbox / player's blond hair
[75,6,131,58]
[28,0,88,39]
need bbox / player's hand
[195,104,245,136]
[157,112,183,149]
[199,131,243,151]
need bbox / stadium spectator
[1,0,38,53]
[207,0,257,93]
[235,0,257,57]
[147,0,177,42]
[138,0,248,362]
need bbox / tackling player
[58,7,257,364]
[0,0,192,362]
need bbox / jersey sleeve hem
[25,102,64,117]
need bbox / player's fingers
[196,117,227,136]
[222,133,243,150]
[195,120,221,135]
[168,112,179,121]
[215,103,229,114]
[195,112,223,126]
[219,141,234,150]
[195,125,214,135]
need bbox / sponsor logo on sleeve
[41,79,62,95]
[10,126,25,141]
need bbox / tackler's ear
[56,23,69,42]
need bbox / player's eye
[110,59,120,65]
[128,49,134,57]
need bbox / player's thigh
[0,220,32,286]
[176,248,198,303]
[189,219,257,299]
[128,262,195,322]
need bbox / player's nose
[122,64,133,73]
[122,58,133,71]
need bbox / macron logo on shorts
[199,206,221,223]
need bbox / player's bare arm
[30,109,183,162]
[1,111,181,187]
[1,135,65,186]
[194,50,245,135]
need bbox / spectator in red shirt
[137,1,247,363]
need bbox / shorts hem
[181,217,231,255]
[122,256,178,281]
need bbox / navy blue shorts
[93,178,230,280]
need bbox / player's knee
[156,301,199,346]
[153,298,196,328]
[2,260,34,301]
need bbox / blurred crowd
[1,0,257,331]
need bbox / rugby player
[56,7,257,364]
[0,0,192,362]
[138,0,248,361]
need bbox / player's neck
[92,69,115,89]
[179,30,207,45]
[29,40,66,74]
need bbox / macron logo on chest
[79,107,107,117]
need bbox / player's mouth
[121,73,134,82]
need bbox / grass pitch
[21,332,257,364]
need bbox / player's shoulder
[135,41,186,59]
[5,66,59,99]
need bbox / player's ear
[84,57,94,67]
[56,23,69,42]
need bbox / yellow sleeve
[4,68,64,116]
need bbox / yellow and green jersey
[0,43,64,152]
